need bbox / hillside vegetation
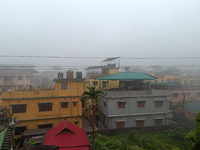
[92,126,187,150]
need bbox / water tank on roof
[57,72,63,79]
[76,72,82,79]
[67,70,74,79]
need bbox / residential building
[97,72,173,129]
[2,72,85,137]
[149,67,181,83]
[172,85,200,105]
[43,120,91,150]
[173,103,200,120]
[0,64,39,90]
[181,76,200,85]
[85,57,120,116]
[85,57,120,90]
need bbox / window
[4,76,12,81]
[102,81,107,88]
[136,120,144,127]
[167,79,172,82]
[75,122,78,125]
[197,93,200,97]
[173,78,179,81]
[38,123,53,129]
[93,81,98,86]
[61,82,67,90]
[118,102,125,109]
[12,105,26,113]
[18,76,23,80]
[116,122,125,128]
[15,126,27,135]
[155,119,162,126]
[138,101,145,108]
[155,101,163,108]
[61,102,68,108]
[173,93,179,98]
[39,103,52,112]
[103,101,106,107]
[73,102,77,107]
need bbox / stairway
[1,127,13,150]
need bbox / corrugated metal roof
[184,103,200,114]
[96,72,156,80]
[102,57,120,62]
[43,121,90,149]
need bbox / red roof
[60,146,91,150]
[43,121,91,150]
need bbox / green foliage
[90,127,187,150]
[81,86,104,104]
[27,140,35,145]
[185,111,200,150]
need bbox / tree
[81,86,104,104]
[185,111,200,150]
[81,86,104,149]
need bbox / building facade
[2,78,85,137]
[0,64,39,90]
[97,72,173,129]
[98,90,173,129]
[172,86,200,105]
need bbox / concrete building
[173,103,200,120]
[0,64,39,90]
[97,72,173,129]
[149,67,181,83]
[172,85,200,105]
[2,72,85,138]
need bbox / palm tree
[81,86,104,105]
[81,86,104,149]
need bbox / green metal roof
[184,103,200,114]
[96,72,156,80]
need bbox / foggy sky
[0,0,200,68]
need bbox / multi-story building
[85,57,120,90]
[172,85,200,105]
[0,64,39,90]
[97,72,173,129]
[2,72,85,137]
[149,67,181,83]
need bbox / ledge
[19,115,83,122]
[2,96,81,100]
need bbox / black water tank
[76,72,82,79]
[57,72,63,79]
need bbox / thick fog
[0,0,200,68]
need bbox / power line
[0,55,200,59]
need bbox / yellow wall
[181,77,200,85]
[109,68,119,75]
[152,75,180,83]
[2,79,85,134]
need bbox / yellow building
[2,78,85,137]
[149,67,181,83]
[181,76,200,85]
